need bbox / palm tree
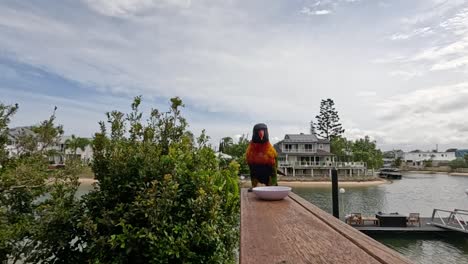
[218,137,233,152]
[65,135,91,160]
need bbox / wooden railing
[282,148,317,153]
[241,189,412,264]
[278,161,367,168]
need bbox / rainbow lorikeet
[246,123,278,191]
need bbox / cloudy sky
[1,0,468,151]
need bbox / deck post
[332,168,339,219]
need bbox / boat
[378,168,402,179]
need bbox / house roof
[283,133,319,143]
[8,126,35,140]
[275,134,330,144]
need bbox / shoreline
[79,177,388,187]
[279,180,387,187]
[241,179,387,188]
[404,170,468,177]
[404,170,447,174]
[448,172,468,177]
[79,178,97,184]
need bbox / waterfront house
[274,133,367,177]
[56,135,94,164]
[402,151,456,168]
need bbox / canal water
[291,173,468,264]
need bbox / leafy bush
[81,96,240,263]
[449,158,468,169]
[0,97,240,263]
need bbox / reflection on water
[376,234,468,264]
[289,173,468,264]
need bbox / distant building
[382,158,394,168]
[54,136,94,164]
[402,151,456,168]
[274,133,367,177]
[5,126,35,157]
[382,150,404,168]
[215,152,232,160]
[5,127,93,164]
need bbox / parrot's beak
[258,130,264,140]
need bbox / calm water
[291,173,468,264]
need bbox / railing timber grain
[240,189,412,264]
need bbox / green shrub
[81,96,240,263]
[0,98,240,263]
[449,158,468,169]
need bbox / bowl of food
[252,186,292,201]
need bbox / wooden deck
[240,189,412,264]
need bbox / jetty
[351,209,468,235]
[353,217,452,234]
[378,168,402,180]
[240,189,412,264]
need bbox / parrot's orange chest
[246,142,277,166]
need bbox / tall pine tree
[313,98,344,140]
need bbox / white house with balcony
[274,133,367,178]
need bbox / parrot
[246,123,279,191]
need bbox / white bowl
[252,186,292,201]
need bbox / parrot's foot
[247,188,253,192]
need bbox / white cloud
[375,82,468,148]
[381,3,468,80]
[430,55,468,71]
[300,7,331,16]
[315,10,332,15]
[389,27,433,40]
[388,70,422,79]
[400,0,466,25]
[301,0,360,16]
[84,0,191,17]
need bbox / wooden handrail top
[240,188,412,264]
